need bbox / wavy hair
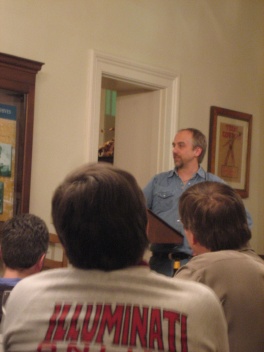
[179,181,251,251]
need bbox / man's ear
[36,253,46,271]
[146,219,150,242]
[191,233,199,245]
[194,146,202,158]
[188,231,209,255]
[185,229,197,247]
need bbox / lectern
[147,209,183,244]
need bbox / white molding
[86,50,180,172]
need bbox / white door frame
[86,50,180,172]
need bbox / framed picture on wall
[0,142,12,177]
[0,53,43,225]
[208,106,252,198]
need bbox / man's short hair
[179,181,251,251]
[179,128,207,163]
[0,214,49,269]
[52,163,149,270]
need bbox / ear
[36,253,46,271]
[188,231,197,246]
[188,231,209,255]
[185,229,197,247]
[194,146,202,158]
[146,219,149,234]
[191,233,199,245]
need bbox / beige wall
[0,0,264,253]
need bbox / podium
[146,209,183,244]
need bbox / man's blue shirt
[0,278,20,287]
[143,166,252,255]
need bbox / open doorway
[99,77,158,187]
[98,78,153,163]
[87,51,179,187]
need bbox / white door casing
[86,50,180,177]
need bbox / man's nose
[172,145,178,153]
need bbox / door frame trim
[86,50,180,172]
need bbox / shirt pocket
[154,188,175,213]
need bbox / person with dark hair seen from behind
[175,181,264,352]
[143,128,252,277]
[0,213,49,324]
[3,163,229,351]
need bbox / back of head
[179,181,251,251]
[52,162,148,270]
[0,214,49,269]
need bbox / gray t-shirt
[3,265,229,351]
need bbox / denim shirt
[143,167,253,255]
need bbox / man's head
[52,163,149,270]
[179,181,251,252]
[172,128,207,168]
[0,214,49,271]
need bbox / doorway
[87,50,180,187]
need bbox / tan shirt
[175,248,264,352]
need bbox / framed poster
[0,53,43,224]
[0,103,17,221]
[0,142,12,177]
[208,106,252,198]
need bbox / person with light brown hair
[175,181,264,352]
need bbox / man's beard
[174,156,183,169]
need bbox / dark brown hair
[0,214,49,269]
[52,163,149,270]
[179,181,251,251]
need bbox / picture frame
[0,53,43,225]
[0,142,12,177]
[208,106,252,198]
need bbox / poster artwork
[0,142,12,177]
[0,103,16,220]
[209,106,252,198]
[217,123,243,182]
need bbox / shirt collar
[172,166,206,180]
[197,166,207,179]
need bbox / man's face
[172,130,200,169]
